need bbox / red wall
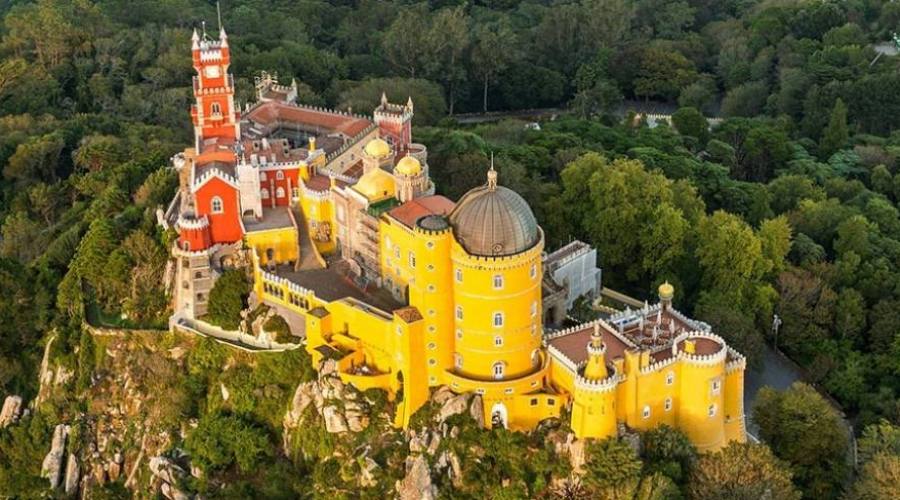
[195,177,243,244]
[260,168,299,208]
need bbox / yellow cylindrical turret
[583,324,608,380]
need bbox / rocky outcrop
[548,430,586,473]
[396,454,436,500]
[149,456,192,500]
[437,393,470,423]
[0,395,23,428]
[41,424,69,490]
[64,454,80,496]
[469,395,484,428]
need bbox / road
[744,345,805,435]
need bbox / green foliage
[820,98,849,158]
[184,411,272,474]
[640,425,697,485]
[687,442,800,500]
[206,270,249,331]
[753,383,849,498]
[583,438,643,500]
[264,315,293,344]
[671,107,709,145]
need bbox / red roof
[387,196,456,228]
[245,101,372,137]
[549,323,631,365]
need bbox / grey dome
[449,169,539,257]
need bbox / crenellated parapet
[192,168,239,192]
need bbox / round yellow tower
[447,166,544,381]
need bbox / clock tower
[190,26,240,148]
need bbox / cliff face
[3,328,588,498]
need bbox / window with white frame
[291,187,299,198]
[531,301,537,317]
[455,354,463,369]
[261,188,269,199]
[708,404,717,417]
[456,306,463,321]
[456,329,463,339]
[666,372,675,386]
[493,274,503,289]
[492,362,504,380]
[455,268,462,283]
[211,196,223,214]
[711,379,721,395]
[428,342,436,350]
[408,252,416,268]
[494,335,503,347]
[210,102,222,115]
[665,398,672,412]
[276,187,285,198]
[493,312,504,327]
[259,172,267,181]
[642,405,651,419]
[530,263,537,279]
[394,247,400,259]
[276,170,284,180]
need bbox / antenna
[217,1,223,31]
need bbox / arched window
[276,170,285,180]
[455,306,463,321]
[455,268,463,283]
[261,188,270,199]
[259,172,267,182]
[642,405,651,419]
[494,335,503,347]
[492,362,505,380]
[493,274,504,289]
[211,102,222,115]
[211,196,223,214]
[665,398,672,412]
[455,353,463,369]
[493,312,504,328]
[276,187,285,198]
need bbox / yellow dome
[354,167,396,202]
[364,138,391,159]
[395,155,422,176]
[659,281,675,300]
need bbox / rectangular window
[642,405,651,419]
[494,335,503,347]
[493,312,504,327]
[665,398,672,412]
[708,404,717,417]
[456,306,463,321]
[666,372,675,386]
[711,379,721,395]
[493,274,503,289]
[530,398,538,407]
[531,301,537,318]
[530,263,537,279]
[455,268,462,283]
[408,252,416,268]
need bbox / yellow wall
[450,236,543,381]
[245,226,299,266]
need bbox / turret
[583,324,608,380]
[659,281,674,310]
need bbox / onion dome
[354,167,395,202]
[659,281,674,301]
[364,138,391,159]
[395,155,422,176]
[448,166,539,257]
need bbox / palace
[163,27,746,451]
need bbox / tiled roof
[245,101,372,137]
[387,196,456,228]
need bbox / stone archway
[490,402,508,429]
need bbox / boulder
[149,456,186,485]
[396,454,435,500]
[0,395,23,428]
[220,383,230,402]
[426,432,441,456]
[431,386,454,405]
[41,424,69,489]
[320,359,338,377]
[448,451,463,488]
[408,431,426,454]
[437,393,469,423]
[322,406,348,434]
[468,395,484,428]
[359,457,379,488]
[64,454,80,496]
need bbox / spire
[406,96,414,111]
[192,28,200,50]
[487,153,497,191]
[381,91,388,107]
[584,323,608,380]
[201,20,207,40]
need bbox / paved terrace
[273,260,402,313]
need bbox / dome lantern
[448,165,539,257]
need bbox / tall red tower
[191,27,240,148]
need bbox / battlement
[192,168,239,192]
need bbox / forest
[1,0,900,498]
